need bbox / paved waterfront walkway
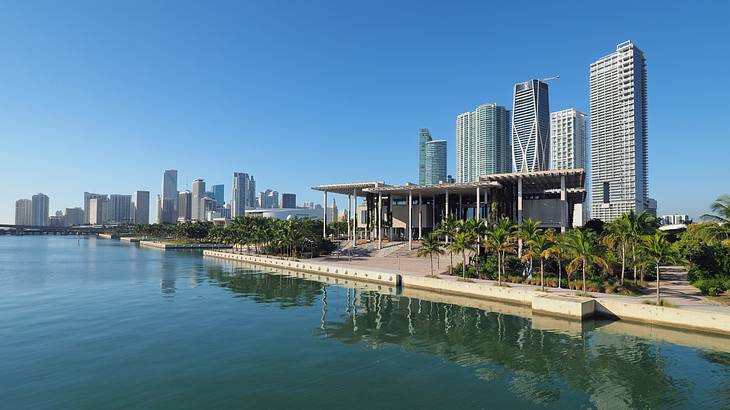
[314,249,730,315]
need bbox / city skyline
[2,1,728,223]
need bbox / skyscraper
[424,140,447,184]
[281,193,296,209]
[109,194,132,224]
[64,207,84,226]
[15,199,32,225]
[550,109,587,170]
[31,193,50,226]
[178,190,192,222]
[247,175,256,208]
[89,197,108,225]
[512,80,550,173]
[456,103,511,182]
[84,192,106,224]
[132,191,150,225]
[191,178,205,221]
[418,128,432,184]
[160,169,178,223]
[590,41,648,222]
[231,172,249,218]
[211,184,225,206]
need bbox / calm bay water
[1,236,729,409]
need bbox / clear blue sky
[1,0,728,223]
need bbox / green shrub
[694,278,728,296]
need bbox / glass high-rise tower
[456,103,511,182]
[424,140,447,184]
[590,41,648,222]
[512,80,550,173]
[418,128,432,184]
[160,169,178,223]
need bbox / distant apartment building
[590,41,648,222]
[15,199,32,225]
[418,128,432,184]
[84,192,106,224]
[512,80,550,173]
[211,184,225,206]
[456,103,511,182]
[178,190,192,222]
[89,197,108,225]
[160,169,178,223]
[259,189,279,208]
[232,172,249,218]
[49,211,65,227]
[281,193,297,208]
[424,140,447,184]
[109,194,132,224]
[31,193,50,226]
[64,207,85,226]
[132,191,150,225]
[550,109,587,170]
[661,214,690,225]
[191,178,205,221]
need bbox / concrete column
[323,191,328,238]
[459,194,462,220]
[485,187,489,222]
[378,192,382,249]
[348,194,352,242]
[517,177,523,224]
[560,175,567,233]
[432,195,435,229]
[445,190,449,242]
[418,193,423,239]
[408,191,413,250]
[353,189,357,247]
[476,186,480,220]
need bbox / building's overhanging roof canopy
[480,168,586,190]
[363,181,502,196]
[311,182,387,195]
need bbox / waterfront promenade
[204,248,730,336]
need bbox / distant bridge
[0,224,134,236]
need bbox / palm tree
[437,215,459,273]
[547,231,568,289]
[523,232,552,291]
[518,218,541,275]
[700,195,730,247]
[483,217,515,286]
[641,232,674,305]
[565,229,610,294]
[449,231,476,279]
[626,211,658,284]
[603,214,632,284]
[417,233,445,277]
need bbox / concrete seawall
[202,250,730,336]
[142,241,232,250]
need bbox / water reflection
[205,259,730,408]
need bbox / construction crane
[541,76,560,82]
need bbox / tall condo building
[132,191,150,225]
[89,197,109,225]
[281,193,297,209]
[231,172,249,218]
[109,194,132,224]
[64,207,84,226]
[160,169,178,223]
[418,128,432,184]
[15,199,32,225]
[247,175,257,208]
[590,41,648,222]
[456,103,511,182]
[191,178,205,221]
[83,192,105,224]
[31,193,50,226]
[550,109,587,170]
[512,80,550,173]
[178,191,192,222]
[211,185,225,206]
[424,140,447,184]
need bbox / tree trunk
[582,259,587,294]
[632,243,637,284]
[498,252,502,286]
[540,259,544,292]
[430,254,434,277]
[450,252,453,275]
[462,251,467,279]
[656,263,661,305]
[621,243,626,284]
[558,259,562,289]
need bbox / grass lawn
[707,295,730,305]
